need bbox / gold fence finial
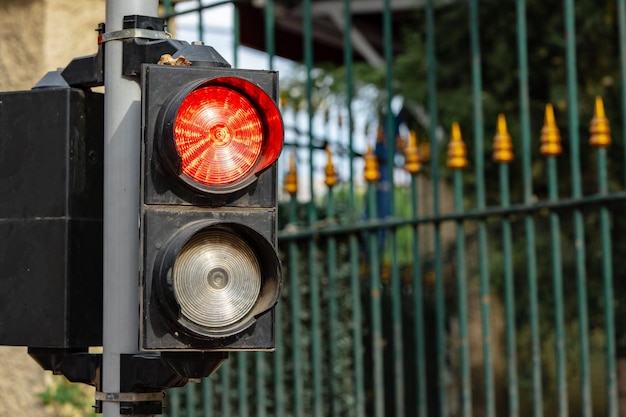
[324,145,338,187]
[493,113,514,163]
[283,153,298,195]
[364,144,380,182]
[404,130,421,174]
[447,122,468,169]
[540,103,562,156]
[589,96,611,148]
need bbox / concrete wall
[0,1,105,415]
[0,0,105,91]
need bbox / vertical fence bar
[548,150,567,417]
[589,97,618,417]
[186,381,196,416]
[169,388,180,417]
[364,146,385,417]
[302,0,323,415]
[541,104,568,417]
[389,224,404,417]
[349,228,366,417]
[494,115,519,417]
[467,2,495,416]
[162,0,173,20]
[433,175,446,417]
[343,0,366,414]
[196,0,204,42]
[424,1,446,416]
[253,5,277,411]
[286,169,304,417]
[272,297,284,417]
[307,103,324,417]
[563,2,592,416]
[382,0,405,415]
[343,0,355,200]
[263,6,284,417]
[325,150,340,417]
[238,353,249,417]
[220,362,231,417]
[265,0,275,64]
[232,3,239,68]
[202,378,213,417]
[407,136,428,417]
[255,352,266,417]
[448,123,472,417]
[618,0,626,186]
[615,0,626,409]
[599,160,618,417]
[516,1,543,416]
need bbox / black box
[0,87,103,348]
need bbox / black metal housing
[0,87,104,348]
[140,64,281,352]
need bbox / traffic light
[140,63,283,354]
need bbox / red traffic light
[158,77,283,193]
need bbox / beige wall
[0,0,105,91]
[0,1,105,415]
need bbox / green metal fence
[162,1,626,416]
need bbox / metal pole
[102,1,158,417]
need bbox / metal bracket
[113,354,189,416]
[28,348,101,387]
[61,22,105,88]
[98,28,171,44]
[95,392,165,402]
[118,15,188,76]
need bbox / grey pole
[102,1,158,417]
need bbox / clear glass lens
[172,229,261,329]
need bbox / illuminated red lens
[174,85,264,187]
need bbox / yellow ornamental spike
[589,96,611,148]
[540,103,562,156]
[493,114,514,163]
[324,146,338,188]
[283,153,298,195]
[404,130,421,174]
[447,122,468,169]
[364,144,380,182]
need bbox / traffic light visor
[164,77,283,192]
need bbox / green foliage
[37,376,96,417]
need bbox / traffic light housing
[0,87,103,349]
[140,64,283,352]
